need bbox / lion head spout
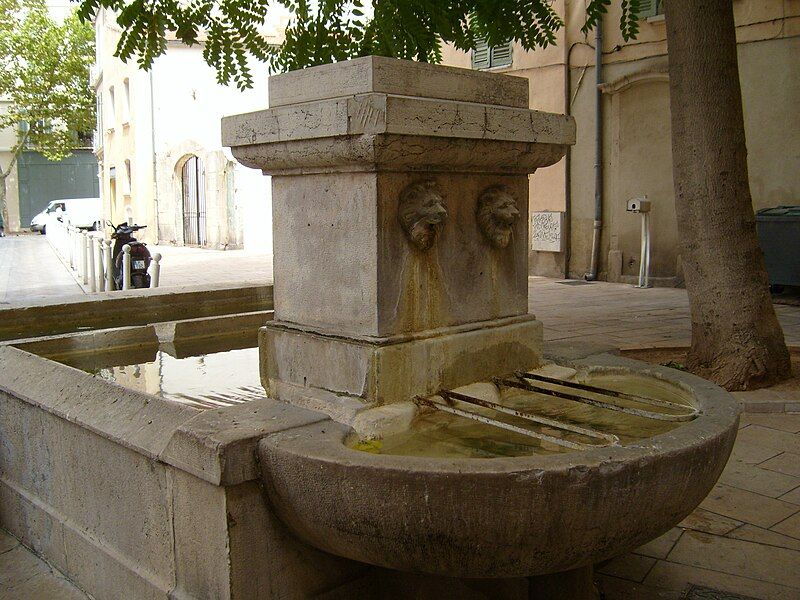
[398,180,448,251]
[477,186,520,249]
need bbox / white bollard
[104,240,115,291]
[121,244,132,290]
[80,232,88,284]
[94,236,104,292]
[67,227,74,269]
[87,235,96,293]
[150,252,162,288]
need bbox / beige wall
[93,10,274,250]
[442,0,800,282]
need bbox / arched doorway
[181,155,206,246]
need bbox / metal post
[121,244,132,290]
[636,212,652,289]
[94,237,105,292]
[104,240,115,291]
[150,252,162,288]
[80,232,88,284]
[87,235,96,293]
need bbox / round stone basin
[258,357,739,579]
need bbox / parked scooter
[110,222,152,289]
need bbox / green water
[349,374,696,458]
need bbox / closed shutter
[472,38,489,69]
[490,43,513,67]
[638,0,660,18]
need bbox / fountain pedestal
[223,56,575,409]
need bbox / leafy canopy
[76,0,647,90]
[0,0,96,166]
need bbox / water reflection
[56,339,264,410]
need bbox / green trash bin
[756,205,800,287]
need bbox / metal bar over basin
[497,374,698,422]
[414,396,593,451]
[439,390,619,445]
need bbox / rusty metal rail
[438,389,619,445]
[498,373,698,422]
[414,396,593,451]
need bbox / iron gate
[181,155,206,246]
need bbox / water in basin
[348,372,696,458]
[54,338,264,410]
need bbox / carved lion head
[477,186,520,249]
[398,180,448,251]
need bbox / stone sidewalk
[0,234,84,304]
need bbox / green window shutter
[472,38,489,69]
[490,42,513,68]
[638,0,659,19]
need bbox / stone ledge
[268,55,529,109]
[223,93,575,150]
[161,398,330,486]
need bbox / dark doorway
[181,155,206,246]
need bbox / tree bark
[664,0,791,390]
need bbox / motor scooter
[110,222,152,289]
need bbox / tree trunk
[664,0,791,390]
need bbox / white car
[30,197,102,234]
[29,200,66,234]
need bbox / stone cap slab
[162,397,330,485]
[268,55,529,109]
[223,93,575,149]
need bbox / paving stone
[729,437,782,465]
[644,560,800,600]
[771,511,800,539]
[779,486,800,505]
[597,553,656,582]
[666,530,800,588]
[0,544,88,600]
[761,453,800,478]
[634,528,683,560]
[740,414,800,433]
[735,425,800,455]
[596,574,682,600]
[699,484,799,529]
[719,457,800,497]
[679,507,743,535]
[0,530,18,555]
[733,389,789,413]
[727,523,800,551]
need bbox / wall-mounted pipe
[585,16,604,281]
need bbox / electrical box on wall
[626,197,651,213]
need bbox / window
[122,78,131,124]
[639,0,665,19]
[123,159,132,196]
[95,94,103,150]
[472,38,513,70]
[108,86,116,128]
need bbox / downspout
[585,15,603,280]
[149,67,160,242]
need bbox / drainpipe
[585,16,603,281]
[149,68,160,242]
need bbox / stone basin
[258,356,739,581]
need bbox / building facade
[443,0,800,284]
[93,10,276,251]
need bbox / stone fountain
[221,56,739,599]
